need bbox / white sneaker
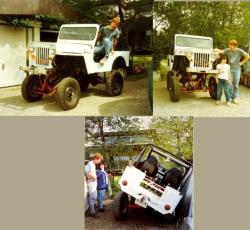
[216,100,220,105]
[232,99,239,104]
[226,101,231,106]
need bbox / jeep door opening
[166,34,219,102]
[112,144,193,223]
[21,24,130,110]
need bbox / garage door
[0,25,26,87]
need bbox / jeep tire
[113,191,129,221]
[106,70,123,96]
[169,75,180,102]
[208,77,217,100]
[53,77,80,110]
[78,77,89,92]
[167,71,174,91]
[21,74,44,102]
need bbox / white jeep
[21,24,130,110]
[112,144,193,223]
[166,34,220,102]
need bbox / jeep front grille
[35,47,50,66]
[194,53,210,68]
[140,176,165,197]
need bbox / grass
[110,176,121,198]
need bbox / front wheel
[106,70,124,96]
[112,191,129,221]
[53,77,80,110]
[21,74,44,102]
[208,77,217,100]
[169,75,180,102]
[167,71,174,91]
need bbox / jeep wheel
[113,191,129,221]
[243,74,248,87]
[208,77,217,100]
[247,75,250,88]
[106,70,123,96]
[169,75,180,102]
[167,71,174,91]
[163,213,176,224]
[53,77,80,110]
[21,74,44,102]
[78,77,89,92]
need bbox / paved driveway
[154,72,250,117]
[0,75,151,116]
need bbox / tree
[149,116,193,160]
[153,1,250,68]
[59,0,153,48]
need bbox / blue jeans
[217,79,231,102]
[230,69,241,100]
[94,38,113,58]
[97,189,106,209]
[88,191,97,214]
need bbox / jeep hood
[56,42,92,55]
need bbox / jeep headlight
[27,47,35,53]
[185,50,193,59]
[49,49,56,57]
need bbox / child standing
[96,162,108,212]
[85,153,103,217]
[216,54,231,106]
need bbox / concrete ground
[0,75,151,116]
[153,72,250,117]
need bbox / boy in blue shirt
[96,162,108,212]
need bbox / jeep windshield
[176,36,212,49]
[59,27,97,41]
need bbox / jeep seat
[142,155,158,177]
[163,167,182,189]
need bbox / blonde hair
[228,39,238,47]
[92,153,103,160]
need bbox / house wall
[0,24,40,87]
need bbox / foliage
[153,1,250,69]
[85,116,193,163]
[58,0,153,47]
[2,16,35,27]
[1,15,66,30]
[35,15,67,30]
[149,116,193,160]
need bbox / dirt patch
[85,199,176,230]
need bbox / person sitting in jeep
[94,16,121,64]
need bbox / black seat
[142,155,158,177]
[163,167,182,189]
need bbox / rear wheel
[163,213,176,224]
[53,77,80,110]
[208,77,217,100]
[106,70,124,96]
[169,75,180,102]
[243,74,248,87]
[167,71,174,91]
[21,74,44,102]
[247,75,250,88]
[112,192,129,221]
